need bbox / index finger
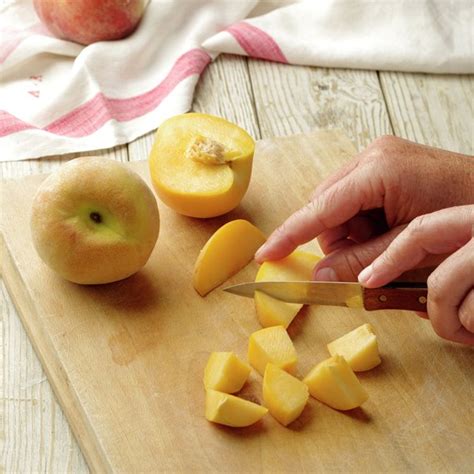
[255,161,383,262]
[310,156,361,201]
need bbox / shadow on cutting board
[78,270,160,313]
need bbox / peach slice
[303,355,368,411]
[205,389,268,427]
[327,323,381,372]
[193,219,266,296]
[248,326,297,376]
[148,113,255,218]
[204,352,251,393]
[263,363,309,426]
[255,250,321,328]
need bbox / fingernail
[314,267,338,282]
[358,265,373,285]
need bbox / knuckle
[274,221,290,238]
[460,312,474,333]
[427,303,451,340]
[359,145,382,166]
[274,222,298,248]
[370,135,400,153]
[427,271,444,306]
[431,319,450,339]
[363,136,401,173]
[379,248,398,269]
[305,197,330,228]
[459,290,474,332]
[366,136,412,176]
[426,270,459,340]
[407,215,429,238]
[302,198,320,216]
[373,134,397,146]
[372,244,399,274]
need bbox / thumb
[358,206,474,288]
[312,225,446,282]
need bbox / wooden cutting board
[1,130,472,473]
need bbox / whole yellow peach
[30,157,159,284]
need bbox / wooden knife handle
[362,282,428,312]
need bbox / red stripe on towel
[0,48,211,138]
[0,110,34,135]
[226,22,288,63]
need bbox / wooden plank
[1,144,127,473]
[248,61,392,148]
[2,54,260,472]
[0,280,90,474]
[379,72,474,154]
[2,55,471,471]
[1,130,473,472]
[192,54,260,140]
[127,54,261,164]
[127,131,156,164]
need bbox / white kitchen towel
[1,0,472,162]
[206,0,473,72]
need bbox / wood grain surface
[248,61,392,147]
[2,130,473,473]
[379,72,473,153]
[1,54,473,472]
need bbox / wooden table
[1,55,472,472]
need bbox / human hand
[254,136,474,344]
[357,205,473,345]
[255,136,474,280]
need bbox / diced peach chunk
[327,323,381,372]
[204,352,251,393]
[248,326,297,376]
[303,355,368,411]
[205,389,268,427]
[263,363,309,426]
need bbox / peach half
[148,113,255,218]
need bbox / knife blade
[223,280,428,312]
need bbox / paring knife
[223,281,428,312]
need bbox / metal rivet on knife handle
[363,285,428,312]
